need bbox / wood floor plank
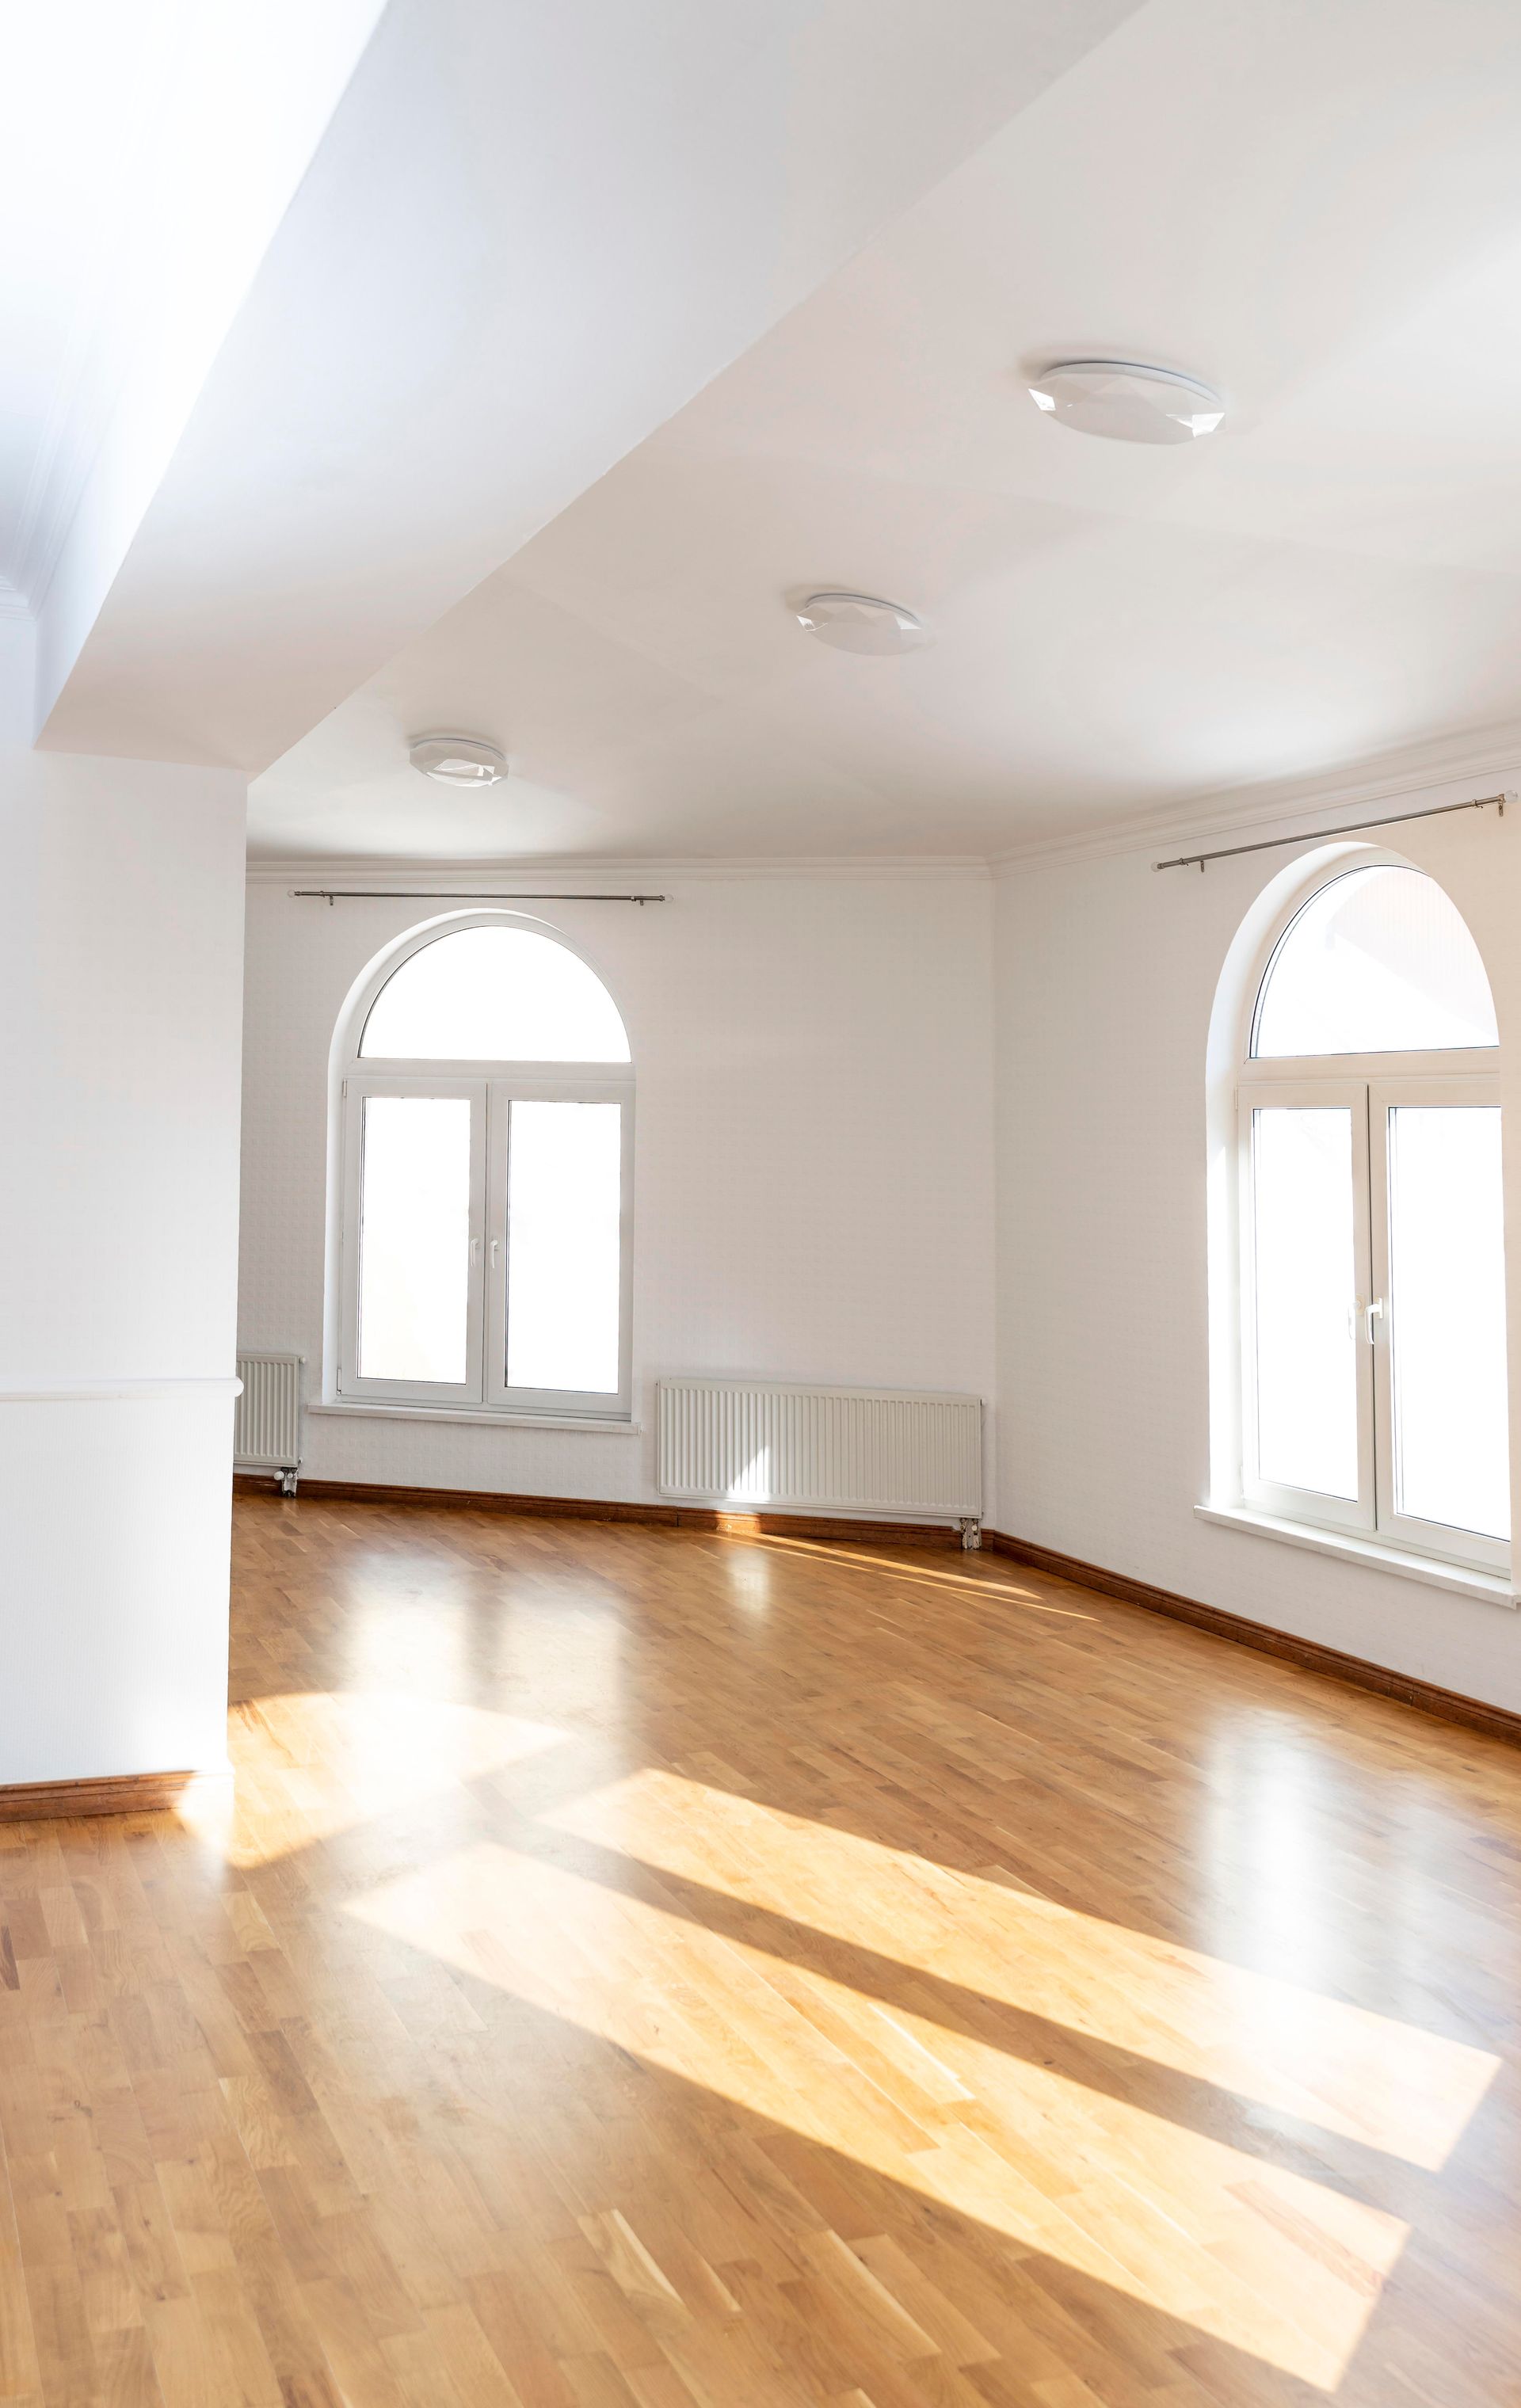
[3,1495,1521,2402]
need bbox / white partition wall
[0,620,246,1786]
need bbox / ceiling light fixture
[1026,360,1225,444]
[794,591,928,654]
[409,733,508,787]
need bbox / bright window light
[1388,1105,1509,1539]
[505,1101,622,1393]
[1252,1107,1359,1499]
[362,926,630,1061]
[1253,866,1497,1057]
[357,1095,471,1383]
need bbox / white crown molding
[246,851,993,886]
[0,579,32,623]
[247,718,1521,891]
[991,717,1521,878]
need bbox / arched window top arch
[1252,863,1496,1059]
[359,923,631,1063]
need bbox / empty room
[6,3,1521,2402]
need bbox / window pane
[1254,867,1496,1057]
[505,1101,621,1394]
[362,927,630,1061]
[358,1097,471,1382]
[1387,1106,1509,1539]
[1252,1107,1359,1499]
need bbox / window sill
[313,1401,642,1435]
[1195,1504,1515,1607]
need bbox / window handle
[1364,1297,1386,1345]
[470,1236,481,1267]
[490,1237,501,1270]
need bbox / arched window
[336,918,633,1419]
[1238,860,1507,1572]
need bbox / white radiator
[658,1379,982,1536]
[234,1351,304,1491]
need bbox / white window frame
[338,1074,488,1409]
[334,916,635,1424]
[1368,1073,1507,1574]
[482,1073,635,1417]
[1236,867,1506,1577]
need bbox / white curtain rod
[1153,791,1510,872]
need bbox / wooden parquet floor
[4,1498,1521,2407]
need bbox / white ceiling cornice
[990,716,1521,878]
[0,580,31,623]
[247,714,1521,890]
[246,852,993,888]
[246,710,1521,891]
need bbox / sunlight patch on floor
[219,1691,566,1866]
[540,1766,1497,2171]
[345,1838,1409,2391]
[736,1530,1092,1613]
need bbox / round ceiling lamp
[794,592,928,654]
[409,733,508,787]
[1026,360,1224,444]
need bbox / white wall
[0,619,246,1784]
[239,777,1521,1715]
[238,870,996,1507]
[994,776,1521,1713]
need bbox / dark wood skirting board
[233,1471,963,1552]
[0,1770,206,1824]
[983,1527,1521,1750]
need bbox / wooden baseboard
[234,1471,679,1522]
[232,1471,963,1552]
[0,1770,208,1824]
[983,1528,1521,1749]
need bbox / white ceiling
[250,0,1521,864]
[0,0,383,631]
[36,0,1134,770]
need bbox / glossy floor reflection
[2,1493,1520,2406]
